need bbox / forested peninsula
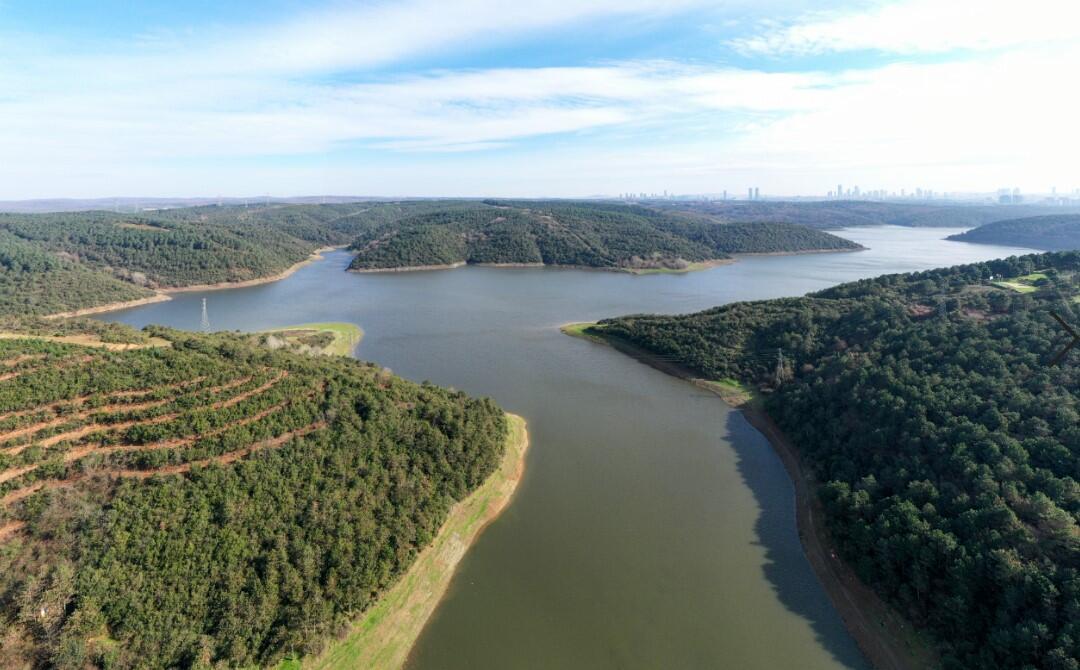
[947,214,1080,251]
[583,252,1080,669]
[0,324,516,669]
[346,200,860,272]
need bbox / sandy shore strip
[305,413,530,670]
[349,261,467,273]
[161,246,341,293]
[43,246,343,319]
[559,323,937,670]
[42,293,174,320]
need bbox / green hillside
[591,252,1080,669]
[347,200,860,272]
[0,326,507,669]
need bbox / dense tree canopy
[347,200,860,271]
[0,326,508,668]
[597,252,1080,669]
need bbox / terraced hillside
[0,328,508,668]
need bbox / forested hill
[0,202,452,316]
[0,326,508,668]
[346,201,860,272]
[948,214,1080,251]
[592,253,1080,668]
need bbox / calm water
[99,227,1033,669]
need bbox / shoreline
[560,323,936,670]
[42,293,173,320]
[306,413,530,670]
[160,245,341,293]
[731,245,866,258]
[347,247,859,276]
[44,246,343,319]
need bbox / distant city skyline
[1,0,1078,198]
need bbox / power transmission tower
[200,298,210,332]
[774,348,786,386]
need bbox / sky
[1,0,1079,198]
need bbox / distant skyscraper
[748,187,753,200]
[837,184,843,199]
[754,187,760,200]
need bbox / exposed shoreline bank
[306,413,530,670]
[347,258,736,275]
[346,246,859,276]
[42,293,173,320]
[44,246,343,319]
[160,245,342,293]
[560,323,935,670]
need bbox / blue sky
[1,0,1078,198]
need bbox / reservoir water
[98,227,1033,669]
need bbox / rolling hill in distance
[0,199,870,319]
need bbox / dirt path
[1,420,325,510]
[114,421,325,478]
[0,354,96,382]
[0,373,262,454]
[0,520,25,541]
[0,376,209,425]
[0,466,36,485]
[0,354,45,367]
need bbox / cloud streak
[733,0,1080,55]
[0,0,1077,197]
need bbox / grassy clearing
[0,332,170,350]
[296,413,529,670]
[260,323,362,356]
[993,281,1037,293]
[993,271,1050,294]
[559,321,607,342]
[694,378,756,406]
[624,259,729,275]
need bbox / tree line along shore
[0,323,522,669]
[570,250,1080,669]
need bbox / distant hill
[947,214,1080,250]
[347,200,861,272]
[655,200,1080,229]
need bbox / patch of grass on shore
[993,271,1049,294]
[261,322,362,356]
[296,413,529,670]
[625,260,727,275]
[559,322,608,342]
[695,377,758,407]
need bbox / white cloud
[734,0,1080,55]
[0,0,1078,197]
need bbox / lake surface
[99,227,1033,669]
